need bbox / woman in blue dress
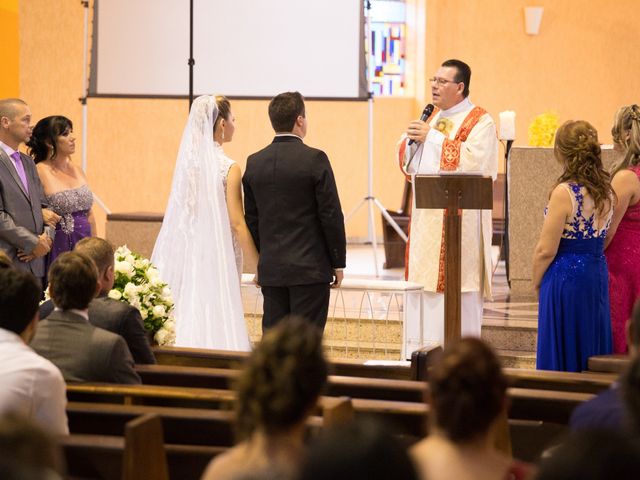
[533,120,615,372]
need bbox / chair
[381,179,412,269]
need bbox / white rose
[140,309,148,320]
[134,259,147,270]
[152,305,166,317]
[125,254,136,265]
[147,267,160,280]
[123,282,138,298]
[150,275,164,287]
[155,329,168,345]
[162,286,172,298]
[115,245,131,257]
[108,289,122,300]
[115,261,135,277]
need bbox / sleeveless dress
[46,184,93,267]
[605,166,640,353]
[537,183,613,372]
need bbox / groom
[243,91,346,332]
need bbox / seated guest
[411,338,532,480]
[0,269,68,435]
[30,252,140,384]
[533,120,614,372]
[202,317,328,480]
[570,299,640,432]
[40,238,155,364]
[299,419,419,480]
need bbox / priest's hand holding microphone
[406,104,435,145]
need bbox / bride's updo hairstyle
[234,316,328,440]
[26,115,73,163]
[213,95,231,132]
[554,120,613,215]
[611,104,640,175]
[429,338,508,443]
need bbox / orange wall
[0,0,19,97]
[425,0,640,146]
[19,1,640,240]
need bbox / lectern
[413,174,493,345]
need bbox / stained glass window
[367,0,406,96]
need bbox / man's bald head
[0,98,27,122]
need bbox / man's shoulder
[570,386,624,430]
[0,342,64,381]
[90,296,136,317]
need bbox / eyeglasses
[429,77,460,86]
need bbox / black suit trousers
[261,283,330,332]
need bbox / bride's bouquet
[108,245,175,346]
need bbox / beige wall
[19,1,640,239]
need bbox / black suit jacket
[243,136,346,286]
[39,295,156,364]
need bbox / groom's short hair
[75,237,114,275]
[268,92,305,133]
[48,252,98,310]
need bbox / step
[481,319,538,353]
[496,349,537,369]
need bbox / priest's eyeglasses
[429,77,459,86]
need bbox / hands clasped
[42,208,61,227]
[18,234,52,262]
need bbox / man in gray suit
[31,251,141,384]
[0,98,58,283]
[39,237,156,364]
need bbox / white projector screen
[90,0,367,99]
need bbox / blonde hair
[554,120,614,215]
[611,104,640,175]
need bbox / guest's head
[298,419,419,480]
[611,104,640,174]
[74,237,115,295]
[535,430,640,480]
[555,120,613,215]
[0,98,32,149]
[0,250,13,269]
[235,316,327,440]
[48,252,99,311]
[0,269,42,343]
[429,338,508,443]
[431,59,470,110]
[26,116,74,163]
[213,95,235,144]
[268,92,306,137]
[0,413,63,479]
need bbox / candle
[499,111,516,140]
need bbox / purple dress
[46,184,93,267]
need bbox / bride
[152,95,258,350]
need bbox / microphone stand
[188,0,195,109]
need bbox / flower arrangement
[528,111,560,147]
[108,246,175,346]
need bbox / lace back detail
[560,182,612,239]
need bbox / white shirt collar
[274,133,302,140]
[440,97,474,117]
[0,140,18,158]
[53,307,90,322]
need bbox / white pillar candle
[499,111,516,140]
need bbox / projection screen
[90,0,367,99]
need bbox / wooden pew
[153,346,414,381]
[135,364,427,403]
[588,354,629,374]
[504,368,616,394]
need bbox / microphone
[408,104,435,146]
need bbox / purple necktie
[10,151,29,194]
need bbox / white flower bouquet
[108,246,175,346]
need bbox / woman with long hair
[152,95,258,350]
[201,317,327,479]
[26,116,95,267]
[605,105,640,353]
[533,120,614,371]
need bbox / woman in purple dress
[605,105,640,353]
[27,116,95,267]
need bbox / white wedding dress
[151,95,250,351]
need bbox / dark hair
[441,59,471,97]
[26,116,73,163]
[213,95,231,133]
[235,316,327,439]
[429,338,508,443]
[0,250,13,269]
[622,353,640,435]
[48,252,97,310]
[74,237,114,275]
[611,104,640,175]
[555,120,614,215]
[535,430,640,480]
[0,269,41,335]
[268,92,305,133]
[298,419,419,480]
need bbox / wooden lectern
[413,174,493,345]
